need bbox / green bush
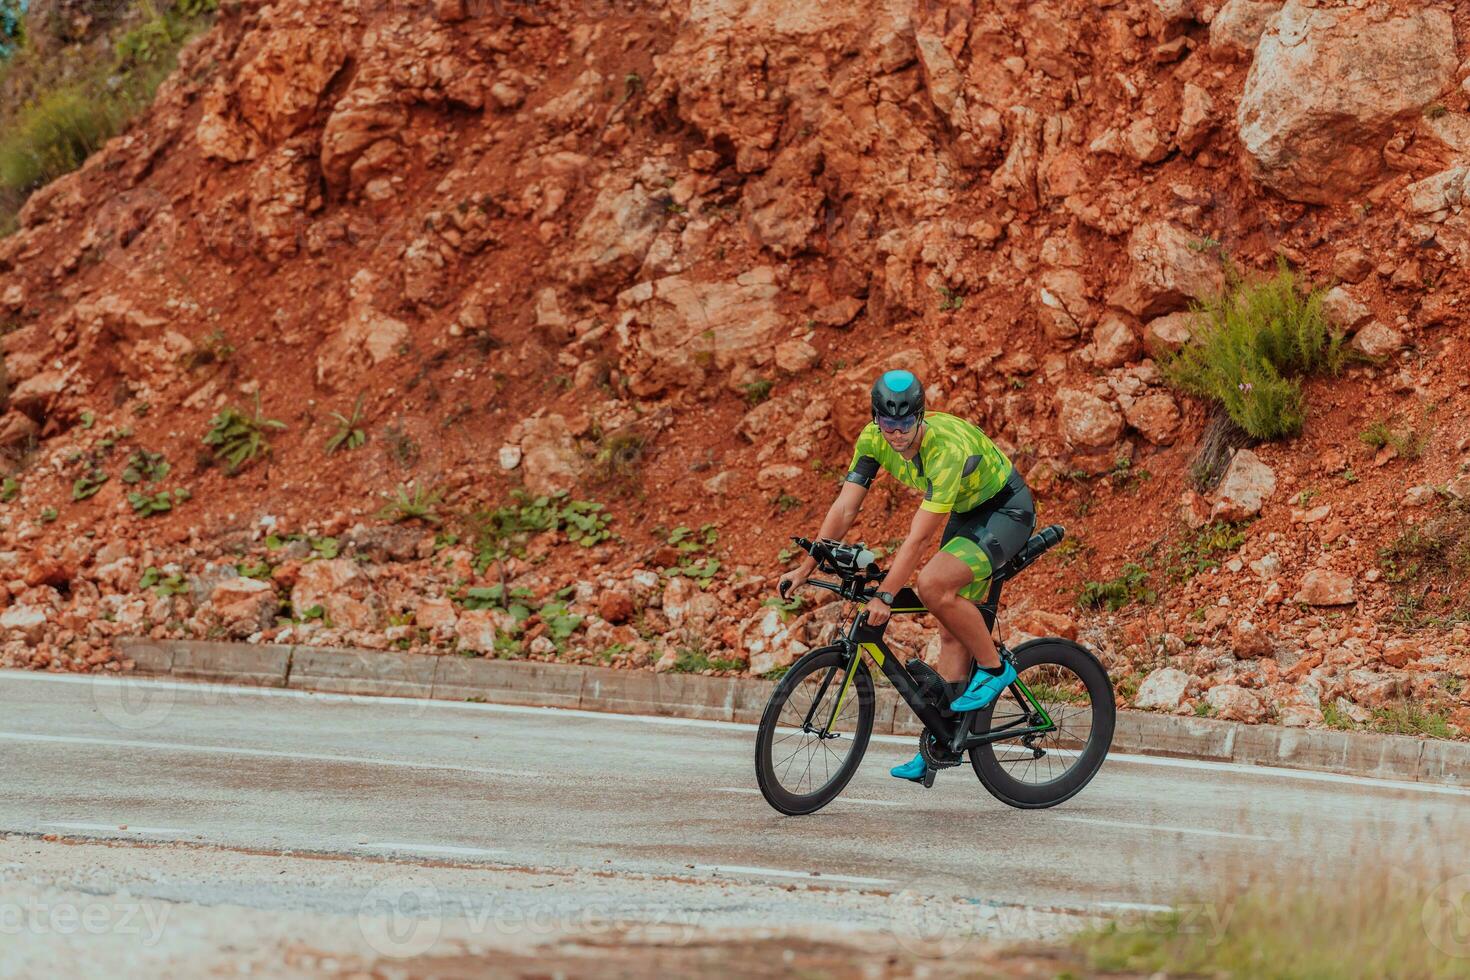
[0,86,122,195]
[1161,264,1346,440]
[202,399,286,474]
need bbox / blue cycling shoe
[950,662,1018,711]
[890,751,927,782]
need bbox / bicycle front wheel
[969,638,1115,809]
[754,645,875,815]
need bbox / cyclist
[778,370,1037,782]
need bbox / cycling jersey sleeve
[919,444,964,514]
[845,425,882,488]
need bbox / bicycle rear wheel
[969,638,1114,809]
[755,646,875,815]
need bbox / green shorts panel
[940,536,993,601]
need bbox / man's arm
[875,506,947,597]
[794,481,867,576]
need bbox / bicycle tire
[755,645,875,815]
[968,638,1114,809]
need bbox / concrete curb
[113,638,1468,787]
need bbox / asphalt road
[3,668,1467,920]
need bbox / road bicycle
[755,526,1114,815]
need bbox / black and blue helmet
[871,369,925,420]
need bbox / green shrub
[1161,264,1346,440]
[1077,563,1155,611]
[0,86,123,195]
[202,399,285,474]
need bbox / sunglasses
[875,413,919,434]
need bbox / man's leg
[932,619,973,686]
[916,553,1001,671]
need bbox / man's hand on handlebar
[777,567,810,598]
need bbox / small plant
[937,285,965,311]
[1321,700,1356,731]
[465,491,613,570]
[0,476,18,502]
[1342,467,1359,484]
[325,395,368,454]
[672,645,745,674]
[310,536,340,560]
[236,561,272,579]
[72,469,109,501]
[129,488,190,516]
[742,378,774,406]
[377,481,444,526]
[1359,419,1430,460]
[774,492,801,513]
[121,449,169,484]
[1166,521,1247,583]
[1077,563,1156,611]
[202,397,285,474]
[39,506,57,523]
[663,523,722,587]
[139,566,189,597]
[762,594,805,622]
[1187,235,1222,253]
[1425,102,1450,120]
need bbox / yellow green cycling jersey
[845,412,1013,515]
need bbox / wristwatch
[874,591,895,605]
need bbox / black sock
[980,664,1007,677]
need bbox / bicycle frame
[823,585,1057,756]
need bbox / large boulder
[1108,221,1225,318]
[616,268,785,396]
[1236,1,1457,203]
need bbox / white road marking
[0,731,540,779]
[7,670,1467,797]
[693,864,894,887]
[713,787,903,807]
[45,822,190,836]
[362,843,507,857]
[1054,815,1279,842]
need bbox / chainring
[919,729,963,769]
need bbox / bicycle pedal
[920,767,937,789]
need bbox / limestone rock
[1293,568,1355,606]
[518,414,584,495]
[1134,667,1190,710]
[1123,392,1181,446]
[1056,389,1124,449]
[1206,684,1266,723]
[1237,1,1457,203]
[1092,314,1141,368]
[1209,0,1283,59]
[1349,321,1403,360]
[1211,448,1276,521]
[206,577,278,638]
[1143,311,1196,358]
[1109,221,1225,318]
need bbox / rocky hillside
[2,0,1469,737]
